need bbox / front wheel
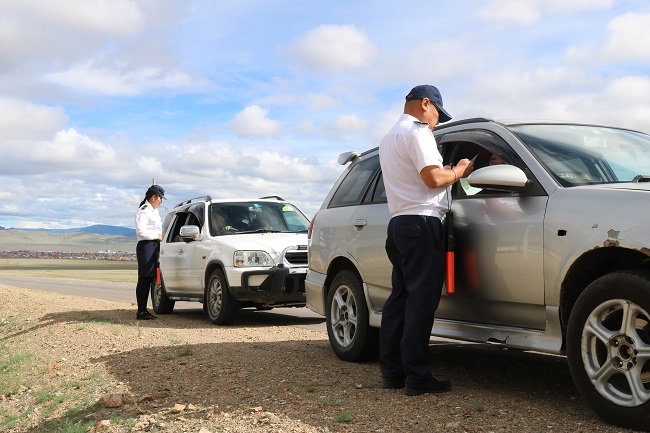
[326,270,378,362]
[205,269,239,325]
[567,270,650,431]
[151,273,175,314]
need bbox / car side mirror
[179,225,201,241]
[467,165,530,193]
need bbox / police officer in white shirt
[378,85,473,395]
[134,184,165,320]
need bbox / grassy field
[0,258,138,283]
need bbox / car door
[159,210,190,291]
[436,130,549,330]
[175,203,206,295]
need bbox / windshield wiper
[632,175,650,183]
[237,229,282,234]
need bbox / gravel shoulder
[0,283,640,433]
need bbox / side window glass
[329,156,380,207]
[168,212,188,242]
[448,143,519,198]
[370,172,387,203]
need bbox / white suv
[153,195,310,324]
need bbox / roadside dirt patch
[0,284,638,432]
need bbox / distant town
[0,250,137,260]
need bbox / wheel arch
[204,260,227,297]
[323,256,364,307]
[560,246,650,347]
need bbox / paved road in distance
[0,275,325,332]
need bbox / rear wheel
[150,273,175,314]
[205,269,239,325]
[326,270,378,362]
[567,270,650,431]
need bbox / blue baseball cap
[405,84,452,123]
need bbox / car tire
[205,269,239,325]
[567,270,650,431]
[150,273,175,314]
[326,270,378,362]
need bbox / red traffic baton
[445,210,455,294]
[155,258,161,285]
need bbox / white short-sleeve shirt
[379,114,449,218]
[135,202,163,241]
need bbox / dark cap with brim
[147,184,166,199]
[405,84,452,123]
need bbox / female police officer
[134,184,165,320]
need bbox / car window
[167,211,190,242]
[329,156,380,207]
[442,135,524,198]
[370,172,387,203]
[209,202,310,236]
[510,124,650,186]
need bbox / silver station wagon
[306,118,650,431]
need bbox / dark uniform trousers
[135,239,160,313]
[379,214,445,386]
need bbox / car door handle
[353,219,367,228]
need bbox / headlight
[234,251,274,267]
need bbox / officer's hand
[455,158,474,178]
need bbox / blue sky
[1,0,649,229]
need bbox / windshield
[208,201,310,236]
[509,124,650,186]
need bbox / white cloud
[22,0,144,36]
[306,93,341,110]
[289,24,377,74]
[479,0,613,25]
[602,12,650,61]
[43,60,199,96]
[0,98,68,140]
[230,105,283,137]
[332,114,370,133]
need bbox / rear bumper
[305,269,326,315]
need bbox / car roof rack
[259,195,285,201]
[174,195,212,208]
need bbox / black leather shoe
[382,377,405,389]
[404,378,451,396]
[136,311,158,320]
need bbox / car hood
[218,232,308,252]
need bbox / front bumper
[227,265,307,306]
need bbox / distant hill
[0,224,135,236]
[0,226,137,253]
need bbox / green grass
[320,397,344,406]
[337,412,354,423]
[472,401,486,412]
[0,351,35,397]
[0,258,138,283]
[164,344,194,360]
